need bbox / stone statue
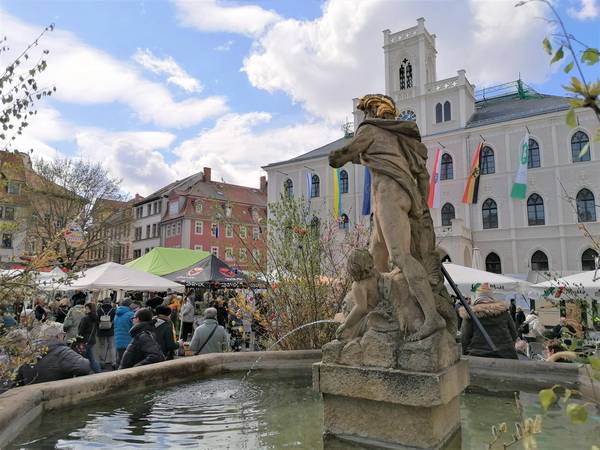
[330,94,453,342]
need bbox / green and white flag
[511,133,529,199]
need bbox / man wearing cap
[16,322,92,385]
[189,308,229,355]
[114,298,134,367]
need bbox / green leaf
[581,48,600,65]
[566,403,588,424]
[563,388,572,402]
[543,37,552,55]
[539,388,557,410]
[551,46,564,64]
[566,108,577,128]
[564,62,574,73]
[589,357,600,370]
[578,142,590,159]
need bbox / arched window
[435,103,443,123]
[339,213,349,230]
[528,138,541,168]
[482,198,498,229]
[339,169,349,194]
[531,250,549,271]
[440,153,453,180]
[527,194,545,226]
[576,188,596,222]
[443,101,451,121]
[284,179,293,198]
[441,203,455,227]
[399,66,405,90]
[485,253,502,274]
[310,174,320,198]
[571,131,590,162]
[582,248,599,271]
[480,146,495,174]
[406,62,413,88]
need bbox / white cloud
[568,0,599,20]
[75,130,178,196]
[0,11,228,129]
[171,112,340,187]
[214,40,235,52]
[133,48,203,93]
[172,0,280,37]
[242,0,553,122]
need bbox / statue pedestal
[313,359,469,449]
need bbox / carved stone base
[396,330,459,373]
[313,361,469,450]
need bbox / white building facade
[264,18,600,279]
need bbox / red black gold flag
[462,142,483,204]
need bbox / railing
[387,26,419,43]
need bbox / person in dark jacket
[146,296,164,312]
[97,298,116,369]
[114,299,135,366]
[54,298,70,324]
[34,297,48,323]
[77,302,101,373]
[119,308,165,369]
[154,306,179,360]
[17,322,92,385]
[459,283,518,359]
[509,299,517,323]
[515,307,526,337]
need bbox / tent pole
[441,265,497,352]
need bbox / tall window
[339,213,349,230]
[339,170,349,194]
[527,194,545,226]
[406,62,413,88]
[400,59,412,89]
[284,179,293,198]
[531,250,549,271]
[311,174,320,198]
[195,220,203,235]
[485,253,502,274]
[480,146,495,174]
[576,188,596,222]
[441,203,455,227]
[582,248,599,271]
[440,153,453,180]
[443,101,451,121]
[528,138,541,168]
[571,131,590,162]
[482,198,498,229]
[399,65,405,90]
[435,103,443,123]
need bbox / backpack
[99,307,114,330]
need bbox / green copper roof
[126,247,211,276]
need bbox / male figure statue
[329,94,445,341]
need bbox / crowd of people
[0,287,257,391]
[457,283,583,362]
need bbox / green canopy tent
[126,247,210,276]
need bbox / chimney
[260,176,267,193]
[203,167,211,182]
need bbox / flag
[362,167,371,215]
[332,168,342,218]
[427,148,442,208]
[462,142,483,204]
[511,133,529,200]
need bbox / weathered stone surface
[314,360,469,407]
[323,393,461,449]
[322,339,344,364]
[340,339,363,366]
[360,330,397,368]
[396,330,459,372]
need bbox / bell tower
[383,18,437,134]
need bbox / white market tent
[62,262,184,292]
[443,262,531,300]
[532,270,600,300]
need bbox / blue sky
[1,0,598,195]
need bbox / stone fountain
[313,94,469,449]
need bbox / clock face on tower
[399,109,417,122]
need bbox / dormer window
[195,200,203,214]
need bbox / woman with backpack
[77,302,101,373]
[97,298,116,369]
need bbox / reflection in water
[10,371,600,450]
